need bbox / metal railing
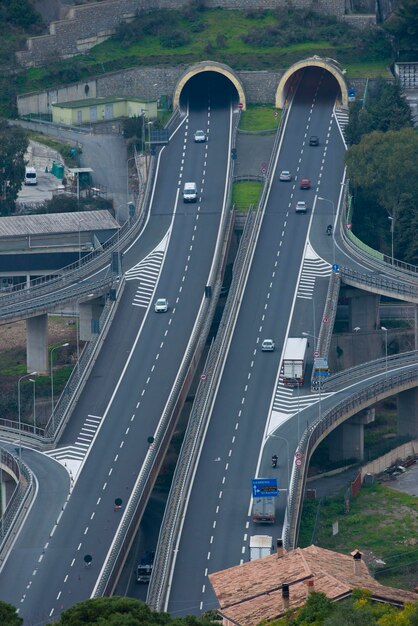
[148,107,289,611]
[0,276,126,445]
[284,364,418,551]
[0,450,34,564]
[92,109,243,598]
[0,149,157,320]
[339,266,418,302]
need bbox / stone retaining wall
[18,0,349,68]
[17,67,286,116]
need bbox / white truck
[282,337,308,387]
[252,496,275,523]
[249,535,273,561]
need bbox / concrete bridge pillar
[328,410,374,463]
[398,388,418,437]
[346,288,380,332]
[26,314,48,373]
[79,298,103,341]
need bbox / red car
[300,178,311,189]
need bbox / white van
[183,182,197,203]
[24,166,37,186]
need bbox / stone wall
[18,0,348,68]
[17,67,285,116]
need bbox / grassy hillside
[3,5,393,117]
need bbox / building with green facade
[51,97,157,126]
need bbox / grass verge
[239,104,281,132]
[232,180,263,211]
[299,483,418,590]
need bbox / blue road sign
[332,264,339,272]
[252,478,278,498]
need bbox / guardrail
[342,190,418,279]
[311,271,341,390]
[322,350,418,392]
[339,266,418,302]
[148,107,289,611]
[0,450,34,566]
[147,208,259,611]
[284,363,418,551]
[0,145,157,320]
[92,109,242,598]
[0,276,125,445]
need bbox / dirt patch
[0,316,76,352]
[0,316,78,424]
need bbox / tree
[0,120,28,216]
[291,591,334,624]
[345,127,418,262]
[0,600,23,626]
[56,596,218,625]
[345,79,412,146]
[384,0,418,57]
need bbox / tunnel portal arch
[173,61,246,110]
[276,56,348,108]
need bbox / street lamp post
[302,330,316,352]
[388,216,394,265]
[50,342,69,434]
[126,156,136,208]
[318,196,336,265]
[381,326,388,376]
[78,218,84,268]
[17,371,37,461]
[29,378,36,434]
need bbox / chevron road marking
[269,379,334,433]
[297,243,331,300]
[125,233,169,308]
[45,414,102,478]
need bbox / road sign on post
[252,478,278,497]
[238,102,243,110]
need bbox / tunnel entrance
[276,57,348,108]
[174,62,244,112]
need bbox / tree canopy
[0,600,23,626]
[345,78,412,146]
[345,127,418,263]
[384,0,418,58]
[0,120,28,216]
[55,596,219,626]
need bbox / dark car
[309,135,319,146]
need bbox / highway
[166,67,347,615]
[0,80,237,624]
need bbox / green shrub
[160,30,191,48]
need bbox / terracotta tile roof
[209,545,418,626]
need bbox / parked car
[309,135,319,146]
[295,201,307,213]
[154,298,168,313]
[300,178,311,189]
[261,339,275,352]
[279,170,292,181]
[194,130,206,142]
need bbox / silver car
[279,170,292,181]
[154,298,168,313]
[295,201,307,213]
[261,339,275,351]
[194,130,206,143]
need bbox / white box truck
[249,535,273,561]
[282,337,308,387]
[252,497,275,523]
